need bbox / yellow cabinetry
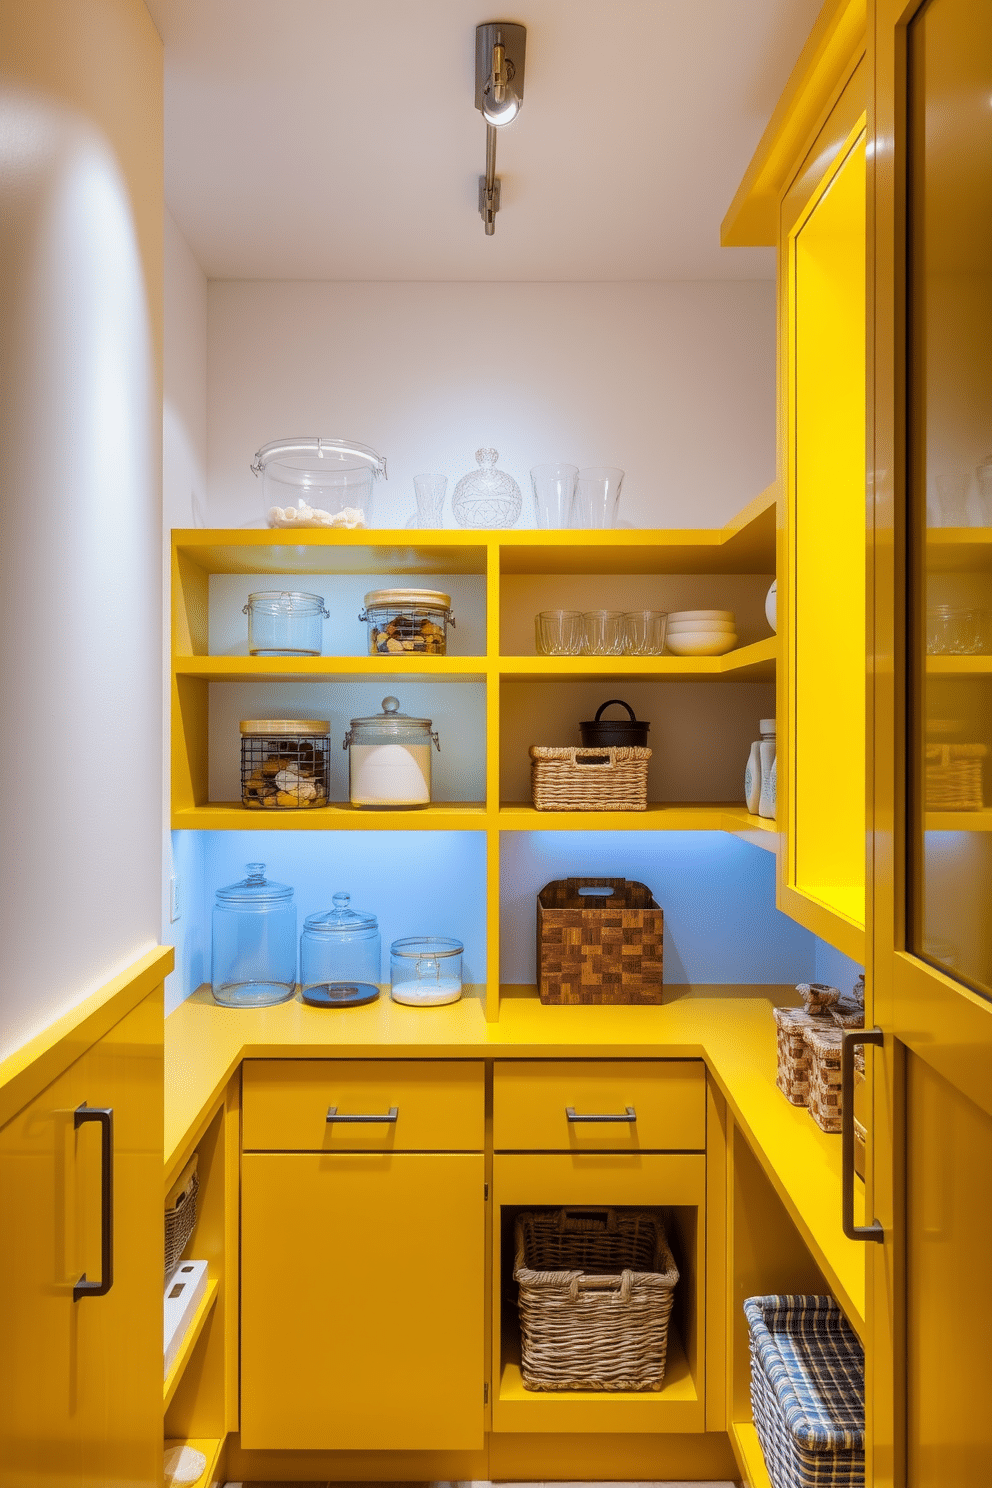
[724,0,868,963]
[0,951,169,1488]
[240,1059,485,1451]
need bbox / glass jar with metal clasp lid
[211,863,297,1008]
[300,892,381,1008]
[342,696,440,808]
[243,590,329,657]
[390,936,464,1006]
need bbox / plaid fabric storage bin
[744,1295,865,1488]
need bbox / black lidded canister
[579,699,650,748]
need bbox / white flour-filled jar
[342,696,440,808]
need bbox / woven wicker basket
[925,743,986,810]
[530,746,650,812]
[804,1024,845,1134]
[744,1294,865,1488]
[773,1007,836,1106]
[514,1209,679,1391]
[165,1154,198,1283]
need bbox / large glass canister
[342,696,440,808]
[211,863,297,1007]
[243,591,329,656]
[390,936,464,1006]
[300,892,381,1008]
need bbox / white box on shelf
[164,1258,208,1377]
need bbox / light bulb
[482,89,520,127]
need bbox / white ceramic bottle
[758,718,776,819]
[745,740,762,814]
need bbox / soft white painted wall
[0,50,162,1057]
[162,209,208,1013]
[205,280,776,531]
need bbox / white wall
[0,0,164,1058]
[162,209,208,1014]
[205,280,776,531]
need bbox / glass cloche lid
[304,891,378,934]
[214,862,294,905]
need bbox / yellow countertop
[165,982,866,1332]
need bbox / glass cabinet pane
[908,0,992,995]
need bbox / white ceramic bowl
[668,609,735,624]
[666,631,738,656]
[667,618,737,633]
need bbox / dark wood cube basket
[537,878,663,1005]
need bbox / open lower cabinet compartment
[494,1198,703,1433]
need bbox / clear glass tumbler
[535,610,585,656]
[530,464,578,528]
[623,610,669,655]
[583,610,625,656]
[413,474,447,528]
[570,467,625,529]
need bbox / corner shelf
[163,1437,223,1488]
[164,1278,219,1412]
[499,636,777,683]
[498,803,779,838]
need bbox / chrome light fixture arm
[474,22,526,236]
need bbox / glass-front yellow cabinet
[873,1,992,1483]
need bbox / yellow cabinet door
[0,987,163,1488]
[241,1151,486,1451]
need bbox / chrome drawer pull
[565,1105,636,1123]
[326,1105,399,1123]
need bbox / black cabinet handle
[565,1105,637,1123]
[841,1030,884,1243]
[326,1105,399,1123]
[73,1103,114,1300]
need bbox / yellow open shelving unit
[172,488,781,1021]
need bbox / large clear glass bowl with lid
[211,863,297,1007]
[342,696,440,808]
[300,892,381,1007]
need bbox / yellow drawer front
[242,1059,485,1151]
[493,1060,705,1152]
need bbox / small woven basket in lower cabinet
[513,1209,679,1391]
[744,1295,865,1488]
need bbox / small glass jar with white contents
[390,936,463,1006]
[342,696,440,808]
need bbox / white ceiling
[147,0,823,282]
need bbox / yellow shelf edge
[926,810,992,832]
[174,655,488,678]
[164,1277,220,1412]
[498,636,777,681]
[163,1436,224,1488]
[172,802,489,831]
[731,1420,772,1488]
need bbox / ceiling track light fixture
[475,21,526,235]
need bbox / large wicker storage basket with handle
[530,745,651,811]
[513,1208,679,1391]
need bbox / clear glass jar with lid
[390,935,463,1006]
[359,589,455,656]
[243,590,329,656]
[211,863,297,1007]
[342,696,440,808]
[300,892,381,1007]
